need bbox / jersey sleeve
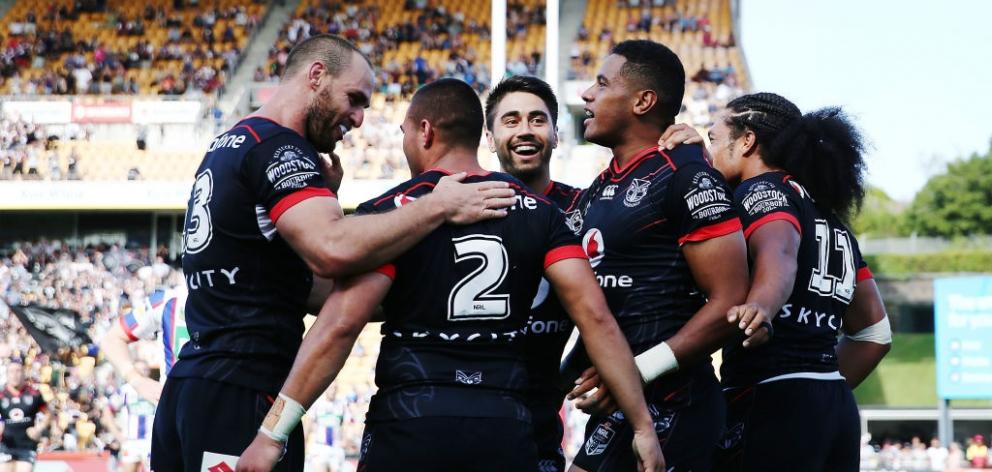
[851,236,873,282]
[543,206,586,269]
[662,163,742,245]
[242,132,334,225]
[735,178,803,240]
[356,196,397,277]
[354,198,379,216]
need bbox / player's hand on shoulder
[658,123,704,150]
[318,153,344,194]
[727,303,774,348]
[432,172,516,224]
[632,428,666,472]
[236,433,284,472]
[131,375,163,404]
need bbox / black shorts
[150,376,304,472]
[529,401,565,472]
[0,443,37,463]
[714,378,860,472]
[357,417,537,472]
[573,366,725,472]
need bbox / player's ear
[420,119,434,149]
[550,126,559,149]
[631,89,658,117]
[485,129,496,153]
[307,61,325,91]
[740,129,758,156]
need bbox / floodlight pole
[492,0,507,83]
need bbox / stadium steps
[217,0,302,126]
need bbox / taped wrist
[259,393,306,442]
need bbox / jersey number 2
[807,219,856,303]
[448,235,511,321]
[183,170,214,254]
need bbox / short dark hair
[484,75,559,131]
[726,93,867,220]
[282,34,372,80]
[609,40,685,123]
[408,78,484,148]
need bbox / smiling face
[303,51,374,154]
[488,91,557,180]
[579,54,632,148]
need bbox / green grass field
[854,333,992,407]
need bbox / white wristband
[634,342,679,384]
[259,393,306,443]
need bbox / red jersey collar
[610,145,659,174]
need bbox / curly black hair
[725,92,868,221]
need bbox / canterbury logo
[455,370,483,385]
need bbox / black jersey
[355,170,584,423]
[524,181,582,403]
[720,172,873,387]
[0,385,46,449]
[567,144,741,356]
[172,116,334,394]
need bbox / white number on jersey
[183,170,214,254]
[447,235,511,321]
[807,219,856,303]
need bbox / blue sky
[739,0,992,201]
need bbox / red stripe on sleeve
[118,315,139,342]
[544,245,588,269]
[375,264,397,280]
[742,212,802,240]
[857,266,873,282]
[678,218,743,245]
[270,187,336,224]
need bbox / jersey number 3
[448,235,511,321]
[807,219,856,303]
[183,170,214,254]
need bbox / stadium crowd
[1,1,262,96]
[257,1,493,96]
[0,116,85,181]
[859,434,992,470]
[0,240,376,468]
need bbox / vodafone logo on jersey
[582,228,605,267]
[394,193,417,207]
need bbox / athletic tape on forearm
[845,317,892,345]
[259,393,306,442]
[634,342,679,384]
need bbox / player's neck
[519,169,551,195]
[611,129,661,169]
[742,157,784,182]
[425,149,487,175]
[247,87,307,137]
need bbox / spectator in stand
[968,434,989,468]
[927,437,948,471]
[948,441,966,469]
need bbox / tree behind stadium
[906,140,992,237]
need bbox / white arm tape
[634,342,679,384]
[259,393,307,442]
[845,316,892,345]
